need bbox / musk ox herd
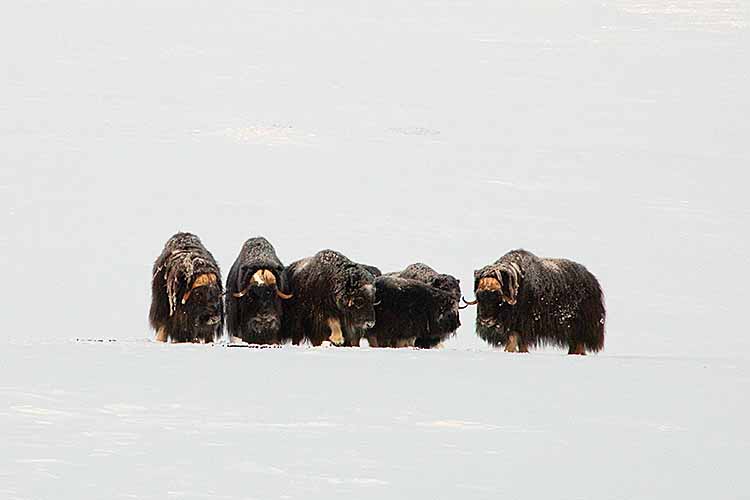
[150,232,606,354]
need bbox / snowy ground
[2,0,749,498]
[3,341,749,500]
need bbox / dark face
[473,268,521,329]
[185,284,223,328]
[476,289,502,328]
[235,268,284,341]
[337,266,377,330]
[342,284,377,330]
[432,274,462,302]
[243,285,282,338]
[434,291,460,333]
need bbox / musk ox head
[232,268,291,340]
[466,262,524,327]
[432,286,461,334]
[180,273,223,328]
[336,264,377,330]
[422,274,461,335]
[361,264,383,278]
[432,274,461,300]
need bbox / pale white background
[1,1,748,499]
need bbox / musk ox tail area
[573,269,606,353]
[149,232,224,343]
[541,256,605,354]
[225,237,289,345]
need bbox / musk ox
[281,250,377,346]
[149,232,224,343]
[398,263,461,299]
[391,262,462,348]
[225,237,292,344]
[367,275,459,348]
[360,264,383,278]
[463,249,605,354]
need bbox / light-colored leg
[518,339,529,353]
[394,337,417,348]
[155,327,168,343]
[568,343,586,355]
[504,334,519,353]
[327,318,344,346]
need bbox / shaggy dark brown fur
[384,263,461,348]
[226,237,291,345]
[469,249,605,354]
[368,276,459,348]
[280,250,376,346]
[149,232,224,343]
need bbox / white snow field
[3,341,749,500]
[1,0,749,499]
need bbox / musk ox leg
[517,334,529,353]
[394,337,416,348]
[367,335,379,348]
[327,318,344,346]
[344,333,362,347]
[200,331,216,344]
[504,334,519,353]
[155,327,168,343]
[568,343,587,355]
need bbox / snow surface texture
[1,1,748,498]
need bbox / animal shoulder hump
[287,257,313,278]
[405,262,436,274]
[314,249,352,270]
[378,276,429,296]
[166,232,203,251]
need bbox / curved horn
[234,269,268,299]
[461,296,478,307]
[181,273,218,304]
[265,270,292,299]
[503,262,522,305]
[494,269,504,289]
